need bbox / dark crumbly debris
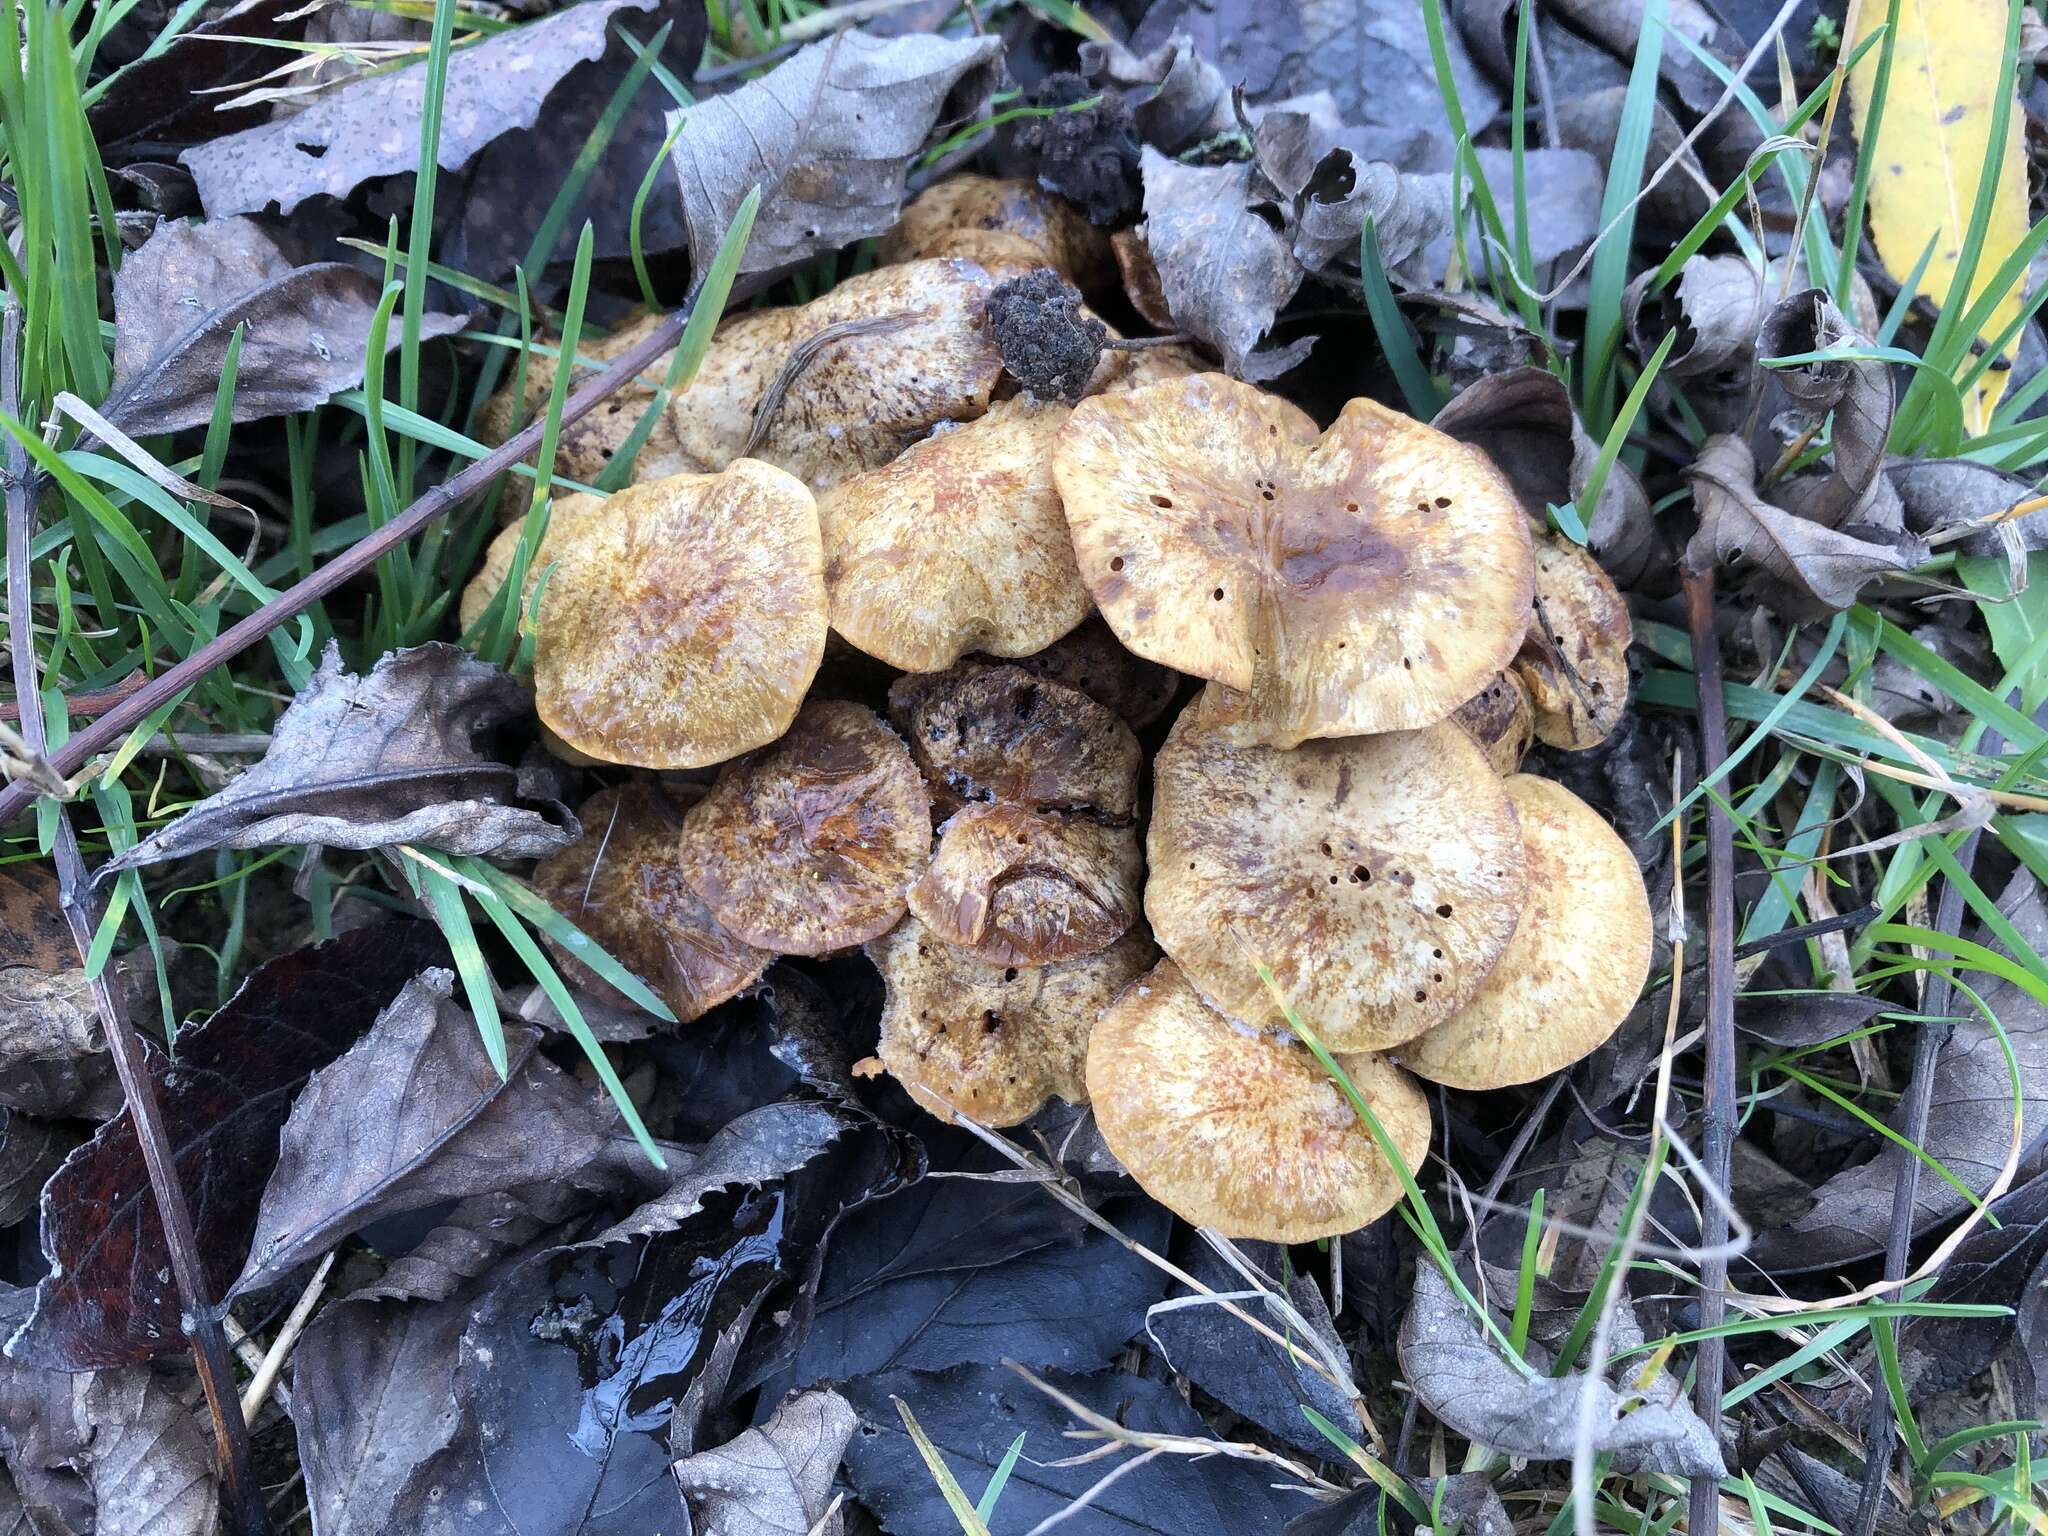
[1010,71,1141,226]
[988,267,1107,404]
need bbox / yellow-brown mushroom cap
[1452,671,1536,778]
[820,398,1091,671]
[1395,775,1652,1090]
[1085,959,1430,1241]
[1054,374,1537,745]
[532,461,826,768]
[457,491,608,639]
[908,803,1142,967]
[530,783,770,1023]
[1517,534,1633,751]
[678,699,931,955]
[880,175,1114,295]
[886,663,1142,820]
[870,916,1155,1126]
[1146,706,1528,1051]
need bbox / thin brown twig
[0,298,272,1535]
[0,671,148,722]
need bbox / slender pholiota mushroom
[1452,671,1537,777]
[1396,774,1652,1089]
[678,699,931,955]
[1086,959,1431,1241]
[880,174,1115,296]
[820,398,1092,671]
[1515,532,1633,750]
[1145,703,1527,1051]
[1053,374,1536,747]
[908,802,1143,966]
[530,783,769,1022]
[868,916,1155,1126]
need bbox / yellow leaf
[1849,0,2028,430]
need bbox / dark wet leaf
[1758,288,1898,531]
[106,643,576,877]
[1891,458,2048,556]
[0,1109,66,1228]
[1132,0,1307,104]
[1736,990,1887,1050]
[671,29,1002,277]
[345,1182,608,1306]
[102,215,465,439]
[1898,1172,2048,1408]
[842,1363,1313,1534]
[10,923,445,1369]
[673,1387,856,1536]
[1295,0,1498,136]
[88,0,309,156]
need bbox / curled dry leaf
[1625,254,1768,383]
[1087,33,1238,152]
[530,783,769,1024]
[909,803,1143,967]
[870,918,1155,1126]
[880,173,1114,294]
[1890,458,2048,556]
[670,29,1002,276]
[1759,287,1898,532]
[679,699,931,955]
[106,642,575,876]
[674,1389,856,1536]
[1519,533,1633,750]
[1146,708,1527,1051]
[1056,374,1535,745]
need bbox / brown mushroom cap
[880,175,1114,295]
[1093,341,1207,396]
[678,698,931,955]
[531,461,826,768]
[886,663,1141,819]
[908,803,1142,966]
[1109,228,1175,332]
[1055,374,1537,746]
[457,491,607,638]
[870,916,1155,1126]
[820,398,1091,671]
[1517,534,1633,750]
[1453,671,1536,778]
[1146,706,1528,1051]
[1396,775,1652,1089]
[531,783,770,1022]
[1086,958,1430,1240]
[995,616,1182,730]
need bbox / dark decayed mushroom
[1146,703,1527,1051]
[869,916,1154,1125]
[677,698,931,955]
[530,783,769,1022]
[879,174,1115,295]
[991,616,1181,730]
[1053,374,1536,747]
[1396,774,1651,1089]
[1086,959,1430,1240]
[907,802,1142,966]
[1452,671,1536,777]
[1516,532,1633,750]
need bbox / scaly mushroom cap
[531,461,826,768]
[1086,959,1430,1240]
[1054,375,1536,746]
[1517,534,1632,750]
[1453,671,1536,778]
[886,663,1142,820]
[880,175,1115,294]
[1397,776,1650,1088]
[820,398,1091,670]
[457,491,607,638]
[1146,706,1528,1050]
[870,916,1155,1125]
[678,699,931,955]
[908,803,1143,966]
[997,616,1181,729]
[530,783,769,1022]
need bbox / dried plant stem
[0,299,272,1536]
[240,1250,335,1424]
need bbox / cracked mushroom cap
[881,174,1115,295]
[820,397,1091,670]
[1516,533,1632,750]
[886,663,1141,820]
[1054,375,1536,746]
[531,783,769,1022]
[678,699,931,955]
[1146,706,1528,1051]
[1396,775,1651,1089]
[1086,959,1430,1240]
[870,916,1154,1126]
[527,461,826,768]
[908,803,1143,967]
[1453,671,1536,778]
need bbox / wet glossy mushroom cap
[457,491,607,638]
[908,803,1142,966]
[820,398,1091,670]
[1396,775,1651,1089]
[531,783,770,1022]
[678,699,931,955]
[1146,706,1527,1051]
[886,663,1142,819]
[870,916,1154,1126]
[531,461,826,768]
[1452,671,1536,778]
[1085,959,1430,1240]
[1055,374,1536,746]
[1517,534,1632,751]
[880,175,1115,295]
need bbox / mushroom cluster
[489,174,1651,1246]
